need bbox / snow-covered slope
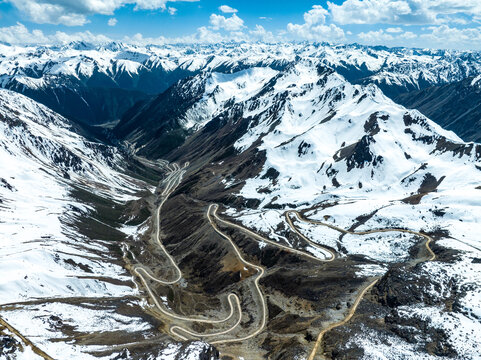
[2,41,481,126]
[0,89,216,359]
[155,61,481,359]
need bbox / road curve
[214,209,335,262]
[206,204,267,345]
[170,294,242,340]
[285,211,336,261]
[288,211,437,360]
[130,163,243,338]
[288,211,435,261]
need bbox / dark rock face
[0,178,16,192]
[175,341,219,360]
[375,267,429,308]
[363,112,384,136]
[370,259,460,356]
[396,76,481,143]
[334,135,383,172]
[0,335,19,356]
[114,75,209,157]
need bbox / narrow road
[286,211,437,360]
[130,162,244,339]
[206,204,267,345]
[288,210,435,261]
[130,162,438,353]
[214,209,335,262]
[0,316,54,360]
[285,212,336,261]
[306,279,379,360]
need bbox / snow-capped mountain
[125,61,481,359]
[2,41,481,127]
[2,41,481,360]
[0,89,217,359]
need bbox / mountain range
[2,42,481,141]
[0,42,480,360]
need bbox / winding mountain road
[285,211,437,360]
[130,160,438,354]
[131,161,339,345]
[287,210,435,262]
[214,209,335,262]
[206,204,267,344]
[130,162,252,343]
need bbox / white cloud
[287,5,345,41]
[259,16,272,21]
[420,25,481,48]
[249,25,276,42]
[303,5,329,26]
[108,18,118,26]
[209,13,245,31]
[358,29,394,43]
[399,31,417,39]
[0,22,111,45]
[168,7,177,15]
[328,0,481,26]
[123,26,251,45]
[218,5,238,13]
[357,27,421,46]
[5,0,199,26]
[386,27,403,33]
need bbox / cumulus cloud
[219,5,238,14]
[399,31,417,39]
[209,13,245,31]
[123,26,252,45]
[108,18,118,26]
[358,29,394,43]
[357,28,420,46]
[249,25,276,42]
[5,0,199,26]
[420,25,481,48]
[287,5,345,41]
[168,7,177,15]
[328,0,481,25]
[386,27,403,33]
[0,22,111,45]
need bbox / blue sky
[0,0,481,49]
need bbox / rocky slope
[0,88,217,360]
[123,61,481,359]
[395,75,481,143]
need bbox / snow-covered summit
[159,59,481,359]
[1,42,480,95]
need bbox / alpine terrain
[0,42,480,360]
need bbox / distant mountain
[395,75,481,143]
[2,42,481,130]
